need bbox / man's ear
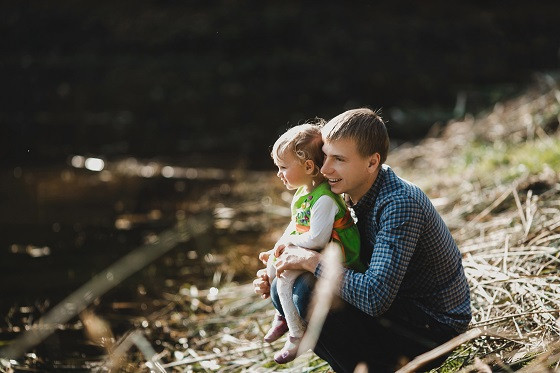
[367,153,381,173]
[304,160,315,174]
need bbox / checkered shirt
[316,165,472,332]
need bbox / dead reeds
[138,77,559,372]
[391,75,560,372]
[3,78,558,373]
[116,77,559,372]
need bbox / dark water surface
[0,157,286,369]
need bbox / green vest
[291,182,365,272]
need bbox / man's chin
[328,182,343,194]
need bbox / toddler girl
[260,122,364,364]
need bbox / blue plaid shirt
[316,165,472,332]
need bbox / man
[254,108,471,372]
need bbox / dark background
[2,0,560,169]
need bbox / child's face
[274,151,310,191]
[321,137,379,202]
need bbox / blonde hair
[321,108,389,164]
[271,121,325,175]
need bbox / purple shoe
[274,335,302,364]
[264,314,288,343]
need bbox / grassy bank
[151,77,559,372]
[2,78,559,372]
[388,76,560,372]
[109,78,560,372]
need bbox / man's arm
[338,196,425,316]
[274,246,322,277]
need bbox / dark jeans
[270,274,459,373]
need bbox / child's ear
[304,160,315,174]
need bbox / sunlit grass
[461,137,560,178]
[2,81,559,372]
[383,83,560,372]
[433,345,475,372]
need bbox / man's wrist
[306,251,321,274]
[313,261,323,277]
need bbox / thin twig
[396,328,486,373]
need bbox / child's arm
[273,219,296,247]
[281,195,338,251]
[261,220,296,264]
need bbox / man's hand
[252,268,271,299]
[275,246,321,277]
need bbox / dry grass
[391,75,560,372]
[110,77,560,372]
[2,77,559,373]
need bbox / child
[260,122,364,364]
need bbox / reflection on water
[0,156,288,369]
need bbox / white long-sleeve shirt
[278,195,339,250]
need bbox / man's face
[321,137,378,203]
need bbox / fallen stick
[396,328,485,373]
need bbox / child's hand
[253,268,270,299]
[274,244,286,258]
[258,249,275,265]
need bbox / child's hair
[271,120,326,175]
[321,108,389,165]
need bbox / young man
[254,108,472,372]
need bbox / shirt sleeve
[275,221,294,249]
[339,195,425,316]
[283,195,338,250]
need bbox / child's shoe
[264,313,288,343]
[274,335,301,364]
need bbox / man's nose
[320,159,331,175]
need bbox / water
[0,157,286,369]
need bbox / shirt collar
[351,165,387,215]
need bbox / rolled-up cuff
[314,261,323,278]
